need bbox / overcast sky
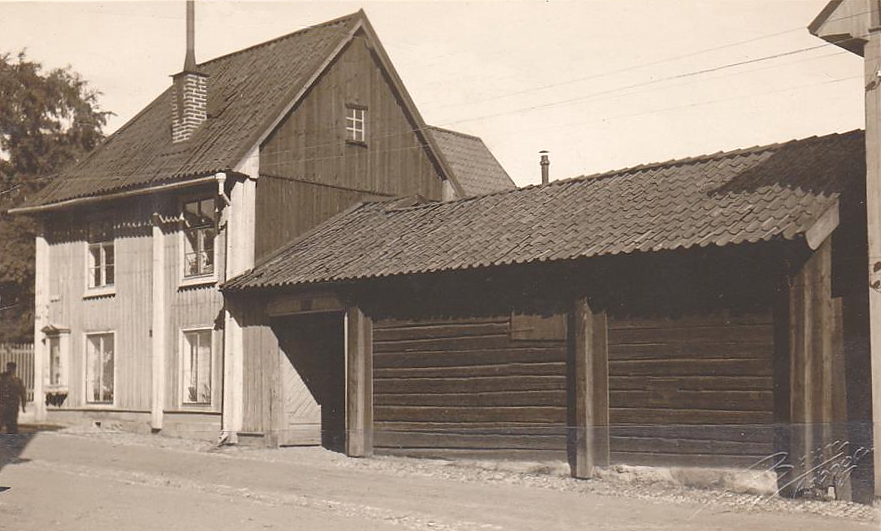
[0,0,864,186]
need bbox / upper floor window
[182,198,216,278]
[87,220,114,289]
[346,105,366,144]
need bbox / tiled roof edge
[375,129,865,214]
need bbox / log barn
[224,130,873,502]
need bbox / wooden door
[275,313,345,449]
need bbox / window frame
[179,326,215,408]
[46,329,71,391]
[345,104,367,146]
[178,194,219,288]
[83,219,116,298]
[83,331,116,407]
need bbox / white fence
[0,343,35,402]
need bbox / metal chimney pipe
[539,150,550,185]
[183,0,197,72]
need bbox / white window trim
[178,326,215,409]
[177,194,219,289]
[82,330,117,408]
[83,220,116,299]
[345,105,367,144]
[46,330,71,393]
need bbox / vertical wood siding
[256,34,445,259]
[372,316,569,460]
[607,311,776,467]
[46,203,153,411]
[44,190,225,432]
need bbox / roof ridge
[375,128,865,214]
[574,129,863,183]
[427,125,483,141]
[197,10,361,68]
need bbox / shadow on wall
[273,312,346,453]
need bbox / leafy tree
[0,51,110,342]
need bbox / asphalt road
[0,431,877,531]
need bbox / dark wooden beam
[567,297,609,478]
[777,237,847,498]
[346,306,374,457]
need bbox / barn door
[275,313,346,450]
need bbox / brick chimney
[171,0,208,143]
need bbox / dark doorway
[273,312,346,452]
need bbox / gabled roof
[427,127,516,196]
[16,10,502,212]
[225,130,861,291]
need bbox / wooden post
[778,238,838,497]
[151,212,166,431]
[345,306,373,457]
[567,297,609,479]
[864,28,881,501]
[32,220,48,422]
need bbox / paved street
[0,430,877,531]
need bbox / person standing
[0,362,27,434]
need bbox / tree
[0,51,110,343]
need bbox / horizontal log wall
[373,316,568,460]
[607,311,776,467]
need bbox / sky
[0,0,865,187]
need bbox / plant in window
[183,198,216,278]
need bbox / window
[87,220,114,289]
[85,333,114,404]
[182,329,212,405]
[49,336,62,386]
[182,198,216,278]
[346,105,366,143]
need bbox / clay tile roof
[20,12,513,210]
[23,13,363,208]
[427,126,516,196]
[225,129,863,291]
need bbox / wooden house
[224,130,874,502]
[8,8,515,441]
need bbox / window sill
[346,139,368,148]
[179,274,217,289]
[82,403,116,410]
[83,286,116,299]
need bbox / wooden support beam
[32,220,48,422]
[865,28,881,501]
[151,212,166,431]
[346,306,373,457]
[567,297,609,479]
[777,238,843,498]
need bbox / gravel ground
[55,425,879,525]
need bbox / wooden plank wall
[256,33,445,260]
[607,311,776,467]
[46,201,154,412]
[373,316,569,460]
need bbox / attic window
[346,105,366,144]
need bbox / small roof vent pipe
[539,150,550,185]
